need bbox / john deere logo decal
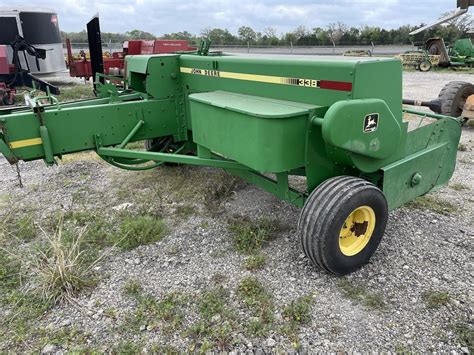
[363,113,379,133]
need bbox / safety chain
[15,162,23,188]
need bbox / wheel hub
[339,206,376,256]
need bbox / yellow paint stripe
[9,137,43,149]
[180,67,320,88]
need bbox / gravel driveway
[0,71,473,353]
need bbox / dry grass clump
[5,217,107,304]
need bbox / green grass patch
[338,279,385,309]
[280,295,313,340]
[121,291,186,335]
[0,289,52,349]
[238,276,274,325]
[115,215,167,250]
[0,249,21,292]
[187,320,235,351]
[123,279,143,298]
[229,217,280,254]
[0,212,36,243]
[62,210,113,249]
[244,254,267,271]
[187,285,240,350]
[198,286,228,320]
[407,195,458,215]
[422,290,450,309]
[282,295,313,324]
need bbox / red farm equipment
[66,38,197,80]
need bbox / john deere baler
[0,52,462,274]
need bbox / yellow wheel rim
[339,206,376,256]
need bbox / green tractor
[424,37,474,68]
[409,0,474,69]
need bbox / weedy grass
[187,320,235,352]
[149,344,180,354]
[123,279,143,298]
[0,248,21,292]
[422,290,450,309]
[338,279,385,309]
[229,217,280,254]
[111,341,142,354]
[282,295,313,324]
[121,291,186,335]
[407,195,458,215]
[61,210,113,249]
[23,221,104,304]
[281,295,313,340]
[187,285,240,351]
[244,254,267,271]
[0,216,108,349]
[198,286,228,320]
[395,343,413,354]
[450,322,474,353]
[0,210,37,243]
[238,276,274,327]
[115,215,167,250]
[458,143,468,152]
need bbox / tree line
[61,12,471,46]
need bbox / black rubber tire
[298,176,388,275]
[427,41,442,55]
[418,60,432,72]
[438,81,474,117]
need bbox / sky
[0,0,466,36]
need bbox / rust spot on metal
[351,221,368,237]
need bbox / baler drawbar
[0,51,462,275]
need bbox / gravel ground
[0,71,473,353]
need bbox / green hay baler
[0,50,463,275]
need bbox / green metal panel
[179,55,359,128]
[322,98,402,160]
[1,98,179,161]
[381,117,461,210]
[382,143,449,210]
[189,91,318,172]
[352,59,403,121]
[144,55,181,99]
